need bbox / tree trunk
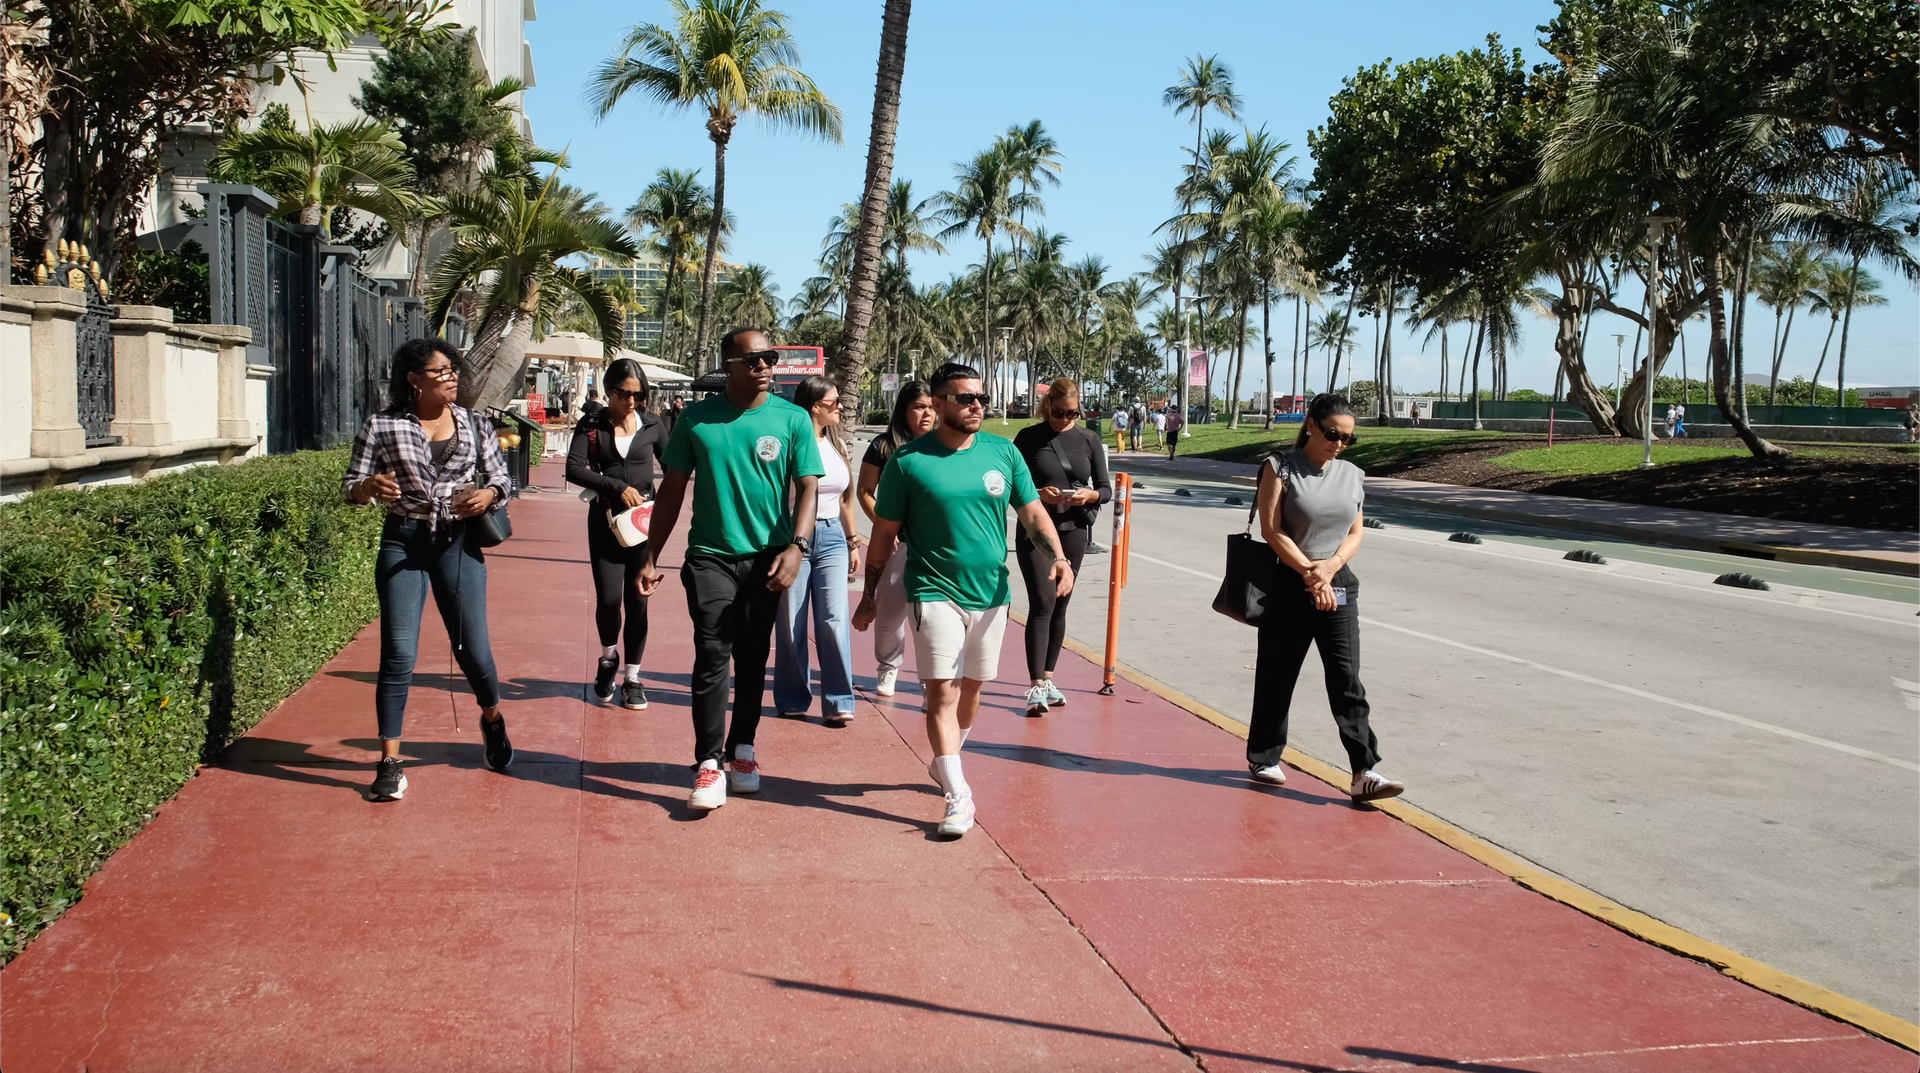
[1732,238,1753,425]
[1290,292,1302,408]
[39,109,72,262]
[694,117,734,370]
[1836,255,1860,405]
[1439,326,1448,401]
[456,306,538,414]
[1469,314,1485,430]
[1263,284,1274,430]
[1379,283,1396,423]
[1556,295,1618,434]
[1228,299,1247,428]
[1808,312,1839,405]
[1765,308,1783,406]
[1458,316,1474,401]
[1703,252,1788,458]
[832,0,910,402]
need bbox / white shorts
[909,601,1008,682]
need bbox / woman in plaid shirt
[343,338,516,801]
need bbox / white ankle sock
[932,754,968,797]
[600,645,618,661]
[623,663,641,683]
[959,726,971,745]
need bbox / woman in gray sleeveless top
[1246,394,1403,803]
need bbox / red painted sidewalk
[2,464,1908,1072]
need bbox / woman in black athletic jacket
[1011,378,1111,717]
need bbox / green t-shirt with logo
[873,431,1036,610]
[661,393,824,558]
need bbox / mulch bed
[1363,436,1920,532]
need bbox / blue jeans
[773,517,855,716]
[375,516,501,740]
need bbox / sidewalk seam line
[1026,612,1920,1053]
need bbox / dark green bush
[0,449,383,959]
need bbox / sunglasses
[816,396,842,408]
[607,385,643,401]
[419,365,459,381]
[727,350,780,369]
[1051,408,1082,420]
[1320,426,1359,447]
[942,392,991,408]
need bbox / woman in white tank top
[772,376,864,724]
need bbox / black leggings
[587,511,649,664]
[1016,525,1092,680]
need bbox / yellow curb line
[1028,615,1920,1052]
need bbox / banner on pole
[1187,351,1208,387]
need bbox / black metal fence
[194,183,464,454]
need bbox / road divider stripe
[1128,552,1918,771]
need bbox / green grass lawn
[1489,442,1755,476]
[1172,420,1510,467]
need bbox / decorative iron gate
[41,243,119,446]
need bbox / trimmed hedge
[0,449,384,959]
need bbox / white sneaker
[937,792,975,837]
[824,709,852,727]
[727,745,761,794]
[1250,764,1287,785]
[689,760,727,811]
[1023,684,1050,717]
[1350,769,1405,802]
[875,668,897,697]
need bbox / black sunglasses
[942,392,991,408]
[607,385,644,401]
[727,350,780,369]
[1320,426,1358,447]
[1051,408,1082,420]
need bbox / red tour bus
[769,345,825,400]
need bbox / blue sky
[523,0,1917,393]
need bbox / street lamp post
[1640,216,1675,469]
[997,326,1013,424]
[1613,334,1626,408]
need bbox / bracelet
[1053,557,1070,564]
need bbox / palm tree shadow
[220,737,578,797]
[964,742,1337,805]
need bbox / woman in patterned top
[343,338,516,802]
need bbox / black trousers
[682,550,781,767]
[1015,525,1092,679]
[588,511,649,665]
[1166,432,1180,459]
[1246,566,1381,775]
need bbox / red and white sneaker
[727,745,761,794]
[689,760,727,811]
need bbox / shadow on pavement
[964,742,1340,806]
[1345,1047,1543,1072]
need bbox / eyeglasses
[420,365,459,381]
[1320,426,1358,447]
[607,385,643,402]
[816,396,842,409]
[726,350,780,369]
[1051,408,1082,420]
[942,392,991,408]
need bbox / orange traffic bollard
[1099,472,1132,695]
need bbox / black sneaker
[593,657,619,703]
[481,714,514,772]
[370,756,407,801]
[621,681,649,711]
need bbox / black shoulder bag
[466,409,513,547]
[1211,473,1277,627]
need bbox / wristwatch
[790,535,812,555]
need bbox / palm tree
[715,262,781,330]
[1163,55,1241,419]
[1309,304,1356,391]
[209,112,420,232]
[998,120,1063,257]
[425,165,639,412]
[625,167,719,363]
[834,0,912,396]
[589,0,842,369]
[882,179,944,267]
[1752,242,1822,406]
[933,146,1035,388]
[1814,264,1885,405]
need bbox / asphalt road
[949,464,1920,1024]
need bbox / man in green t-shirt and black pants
[854,363,1073,837]
[640,328,824,811]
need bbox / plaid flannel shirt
[343,405,512,535]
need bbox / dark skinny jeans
[375,516,501,740]
[1015,525,1092,679]
[1246,565,1381,775]
[588,511,649,664]
[682,549,782,767]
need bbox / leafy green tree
[589,0,842,368]
[932,145,1034,388]
[1162,55,1241,419]
[626,167,722,363]
[209,106,419,230]
[714,262,780,332]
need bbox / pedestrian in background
[1151,406,1166,447]
[343,338,515,802]
[1673,402,1687,437]
[774,376,863,725]
[1129,400,1147,451]
[566,357,666,710]
[1013,379,1110,716]
[579,387,604,423]
[856,381,938,698]
[1664,403,1678,439]
[1245,392,1403,803]
[1111,405,1130,452]
[639,328,823,811]
[1164,407,1185,459]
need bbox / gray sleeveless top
[1268,448,1364,560]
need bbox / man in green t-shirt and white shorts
[855,363,1074,837]
[641,328,824,811]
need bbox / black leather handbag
[466,410,512,547]
[1211,503,1277,627]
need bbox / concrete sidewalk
[2,461,1911,1071]
[1118,452,1920,576]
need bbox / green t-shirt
[873,432,1036,610]
[660,393,824,558]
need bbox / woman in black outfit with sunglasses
[1012,378,1111,717]
[566,357,667,709]
[1246,393,1403,802]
